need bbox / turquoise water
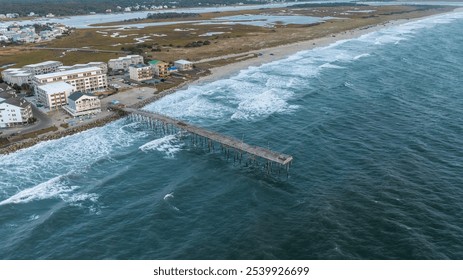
[1,10,463,259]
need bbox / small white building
[174,60,194,71]
[64,92,101,117]
[129,64,153,81]
[36,81,74,110]
[0,98,33,128]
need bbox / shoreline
[195,6,463,84]
[0,8,458,155]
[193,19,408,85]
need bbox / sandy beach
[195,6,463,84]
[194,19,412,85]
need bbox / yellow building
[148,60,170,78]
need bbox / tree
[21,83,30,91]
[12,83,21,92]
[27,117,37,124]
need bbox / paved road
[25,47,129,54]
[1,104,52,136]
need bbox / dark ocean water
[1,11,463,260]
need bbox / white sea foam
[0,175,77,206]
[163,192,179,211]
[149,12,463,123]
[28,215,40,221]
[0,120,146,198]
[320,63,345,69]
[164,192,174,200]
[0,174,99,211]
[139,134,183,157]
[63,192,101,214]
[354,53,371,60]
[63,192,99,204]
[236,87,296,119]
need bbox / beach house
[108,55,144,72]
[174,60,194,71]
[129,64,153,81]
[64,92,101,117]
[148,60,170,78]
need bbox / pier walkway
[112,106,293,168]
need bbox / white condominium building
[1,68,33,85]
[58,62,108,74]
[108,55,144,71]
[22,60,63,75]
[0,97,33,128]
[33,67,108,93]
[129,64,153,81]
[36,81,74,110]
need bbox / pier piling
[112,106,293,173]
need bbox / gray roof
[68,91,96,101]
[0,83,11,91]
[68,91,84,101]
[0,90,16,99]
[3,97,31,108]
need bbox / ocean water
[1,10,463,260]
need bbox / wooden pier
[111,106,293,170]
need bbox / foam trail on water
[164,192,174,200]
[139,134,184,158]
[0,175,76,206]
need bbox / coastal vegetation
[119,12,201,24]
[147,12,201,20]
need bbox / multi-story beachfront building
[36,81,74,110]
[148,60,170,78]
[33,67,108,93]
[0,97,33,128]
[108,55,144,71]
[22,61,63,75]
[58,62,108,74]
[64,92,101,117]
[1,68,33,86]
[174,60,194,71]
[129,64,153,81]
